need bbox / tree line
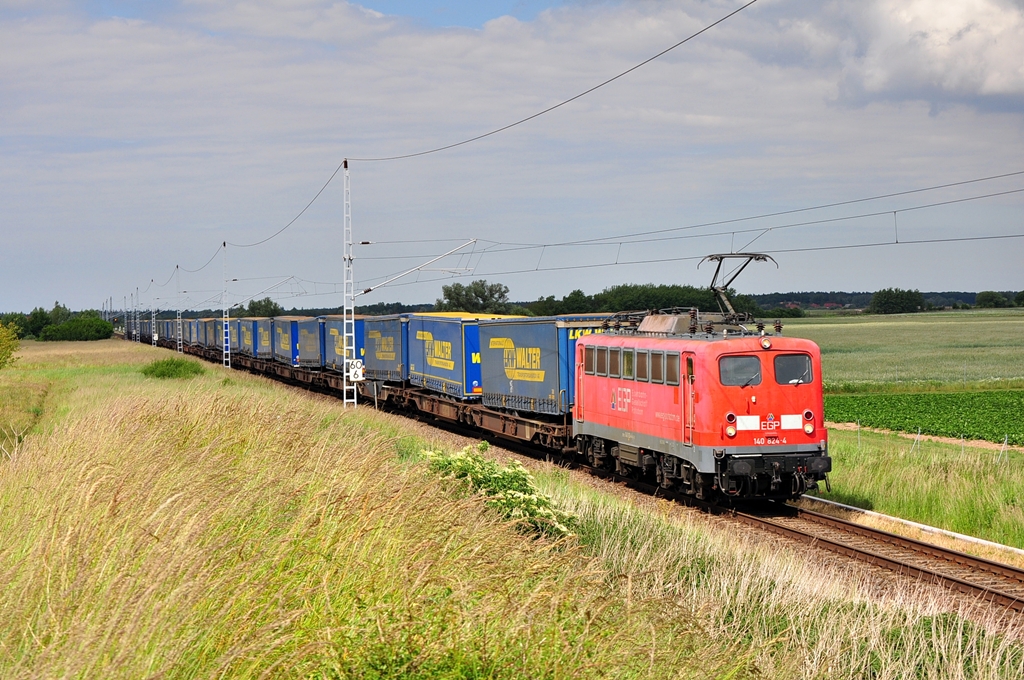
[436,281,1024,317]
[1,303,113,342]
[436,281,770,316]
[866,288,1024,314]
[3,284,1020,349]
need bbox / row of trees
[435,281,763,316]
[866,288,1024,314]
[436,281,1024,317]
[975,290,1024,308]
[3,283,1019,348]
[0,303,113,341]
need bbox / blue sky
[2,0,1023,312]
[79,0,572,27]
[364,1,568,27]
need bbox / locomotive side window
[650,352,664,384]
[720,355,761,386]
[666,353,680,386]
[687,357,694,383]
[609,348,620,378]
[596,347,608,376]
[622,349,634,379]
[584,346,595,375]
[636,350,649,381]
[775,354,813,385]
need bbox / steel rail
[157,336,1024,614]
[566,462,1024,613]
[730,507,1024,613]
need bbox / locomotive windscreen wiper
[788,365,811,384]
[741,372,760,388]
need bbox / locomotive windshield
[719,355,761,386]
[774,354,813,384]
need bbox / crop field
[824,391,1024,446]
[780,309,1024,542]
[4,340,1024,677]
[782,309,1024,390]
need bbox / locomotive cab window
[584,347,595,375]
[622,349,634,379]
[636,350,649,382]
[609,348,620,378]
[596,347,608,376]
[666,353,680,386]
[720,355,761,387]
[650,352,664,384]
[775,354,813,385]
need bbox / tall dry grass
[0,358,746,678]
[5,339,1024,678]
[532,473,1024,679]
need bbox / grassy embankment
[0,341,746,678]
[3,340,1023,677]
[783,310,1024,546]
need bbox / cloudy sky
[2,0,1022,313]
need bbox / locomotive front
[699,335,831,498]
[573,314,831,501]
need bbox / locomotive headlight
[804,422,815,434]
[726,425,737,438]
[760,337,772,349]
[725,412,737,424]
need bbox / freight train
[135,308,831,501]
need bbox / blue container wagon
[407,313,523,400]
[323,315,367,374]
[272,316,303,366]
[477,314,611,416]
[297,317,326,368]
[362,314,409,382]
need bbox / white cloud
[1,0,1022,311]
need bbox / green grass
[780,309,1024,391]
[825,391,1024,446]
[0,378,48,457]
[5,339,1024,677]
[530,467,1024,678]
[141,357,205,379]
[813,428,1024,549]
[1,340,751,679]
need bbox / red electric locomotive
[574,312,831,500]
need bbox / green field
[779,309,1024,543]
[782,309,1024,390]
[825,391,1024,446]
[4,340,1023,677]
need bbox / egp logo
[611,387,631,412]
[416,331,454,370]
[488,338,545,382]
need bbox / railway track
[729,504,1024,613]
[562,461,1024,614]
[166,338,1024,615]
